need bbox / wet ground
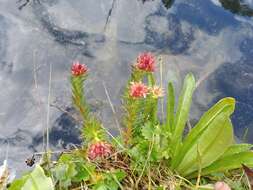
[1,0,253,174]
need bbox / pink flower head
[87,141,113,160]
[150,86,164,98]
[129,81,149,98]
[71,61,88,76]
[136,52,156,72]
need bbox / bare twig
[102,82,122,135]
[187,120,192,132]
[33,150,70,156]
[32,50,46,151]
[159,56,165,122]
[104,0,117,32]
[196,71,212,89]
[135,135,155,188]
[46,63,52,151]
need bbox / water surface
[1,0,253,173]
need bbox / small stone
[214,182,231,190]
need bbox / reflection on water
[142,0,175,9]
[161,0,175,9]
[219,0,253,16]
[1,0,253,173]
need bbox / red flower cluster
[87,141,113,160]
[71,61,88,76]
[129,82,149,98]
[136,52,156,72]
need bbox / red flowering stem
[123,67,146,145]
[71,75,89,121]
[124,98,137,145]
[71,63,107,143]
[130,66,145,82]
[123,53,157,145]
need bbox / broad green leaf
[72,163,91,182]
[51,154,78,188]
[141,122,161,140]
[8,174,29,190]
[171,97,235,168]
[194,151,253,177]
[112,169,126,182]
[170,74,195,156]
[20,165,54,190]
[176,117,234,176]
[166,82,175,133]
[221,144,253,158]
[93,183,108,190]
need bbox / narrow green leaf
[170,74,195,156]
[177,118,234,176]
[166,82,175,133]
[191,151,253,177]
[171,97,235,168]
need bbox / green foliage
[9,165,54,190]
[170,73,195,147]
[200,152,253,176]
[122,67,158,145]
[129,133,161,169]
[71,73,106,143]
[166,77,253,178]
[92,170,126,190]
[71,75,89,120]
[221,144,253,157]
[166,82,175,133]
[9,54,253,189]
[171,97,236,169]
[50,153,97,189]
[51,154,78,189]
[168,73,196,164]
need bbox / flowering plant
[7,53,253,190]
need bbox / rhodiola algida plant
[7,53,253,190]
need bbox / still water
[0,0,253,173]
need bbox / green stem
[152,99,158,123]
[166,82,175,133]
[147,73,155,86]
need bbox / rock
[214,182,231,190]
